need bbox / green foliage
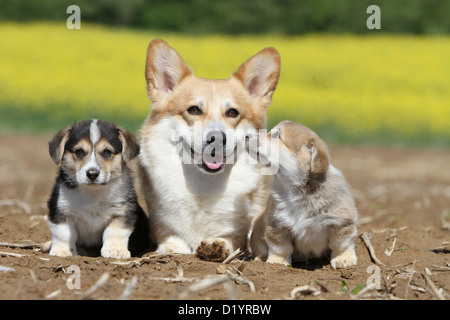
[1,0,449,35]
[341,280,365,295]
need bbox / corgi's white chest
[140,128,261,249]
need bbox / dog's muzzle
[200,130,226,173]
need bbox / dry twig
[0,241,41,249]
[405,260,416,299]
[119,276,138,300]
[173,274,230,299]
[79,272,110,300]
[222,248,243,264]
[431,264,450,272]
[45,289,62,299]
[422,269,446,300]
[290,285,321,299]
[0,265,15,273]
[226,270,255,293]
[0,199,31,214]
[384,238,396,256]
[0,251,27,258]
[360,232,385,266]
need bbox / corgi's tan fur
[138,39,280,261]
[248,121,358,268]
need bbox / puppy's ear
[49,126,71,165]
[232,47,281,109]
[145,39,193,104]
[308,138,329,174]
[118,129,140,163]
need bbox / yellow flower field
[0,22,449,145]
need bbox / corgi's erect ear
[49,126,71,165]
[308,138,329,174]
[232,47,281,109]
[118,128,140,163]
[145,39,193,104]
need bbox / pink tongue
[204,155,223,170]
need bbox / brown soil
[0,132,449,300]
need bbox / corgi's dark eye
[225,108,239,118]
[74,148,86,159]
[102,149,112,159]
[187,106,202,115]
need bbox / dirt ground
[0,132,449,301]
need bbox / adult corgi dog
[138,39,280,261]
[247,121,358,269]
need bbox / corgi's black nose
[86,168,100,181]
[206,130,227,146]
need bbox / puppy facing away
[247,121,358,269]
[47,119,151,259]
[138,39,280,261]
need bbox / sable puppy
[47,119,151,258]
[247,121,358,269]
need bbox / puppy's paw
[330,249,357,269]
[101,246,131,259]
[267,255,291,266]
[196,238,231,262]
[49,245,76,257]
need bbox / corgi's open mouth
[190,147,225,174]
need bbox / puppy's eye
[74,148,86,159]
[225,108,239,118]
[102,149,112,159]
[187,106,202,115]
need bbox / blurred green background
[2,0,450,35]
[0,0,449,147]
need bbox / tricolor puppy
[248,121,358,269]
[138,39,280,261]
[47,119,151,259]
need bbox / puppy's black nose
[86,168,100,181]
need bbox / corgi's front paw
[267,254,291,266]
[156,235,193,254]
[330,249,357,269]
[196,238,232,262]
[101,246,131,259]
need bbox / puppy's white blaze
[84,148,98,168]
[90,119,101,146]
[86,119,101,169]
[78,119,101,184]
